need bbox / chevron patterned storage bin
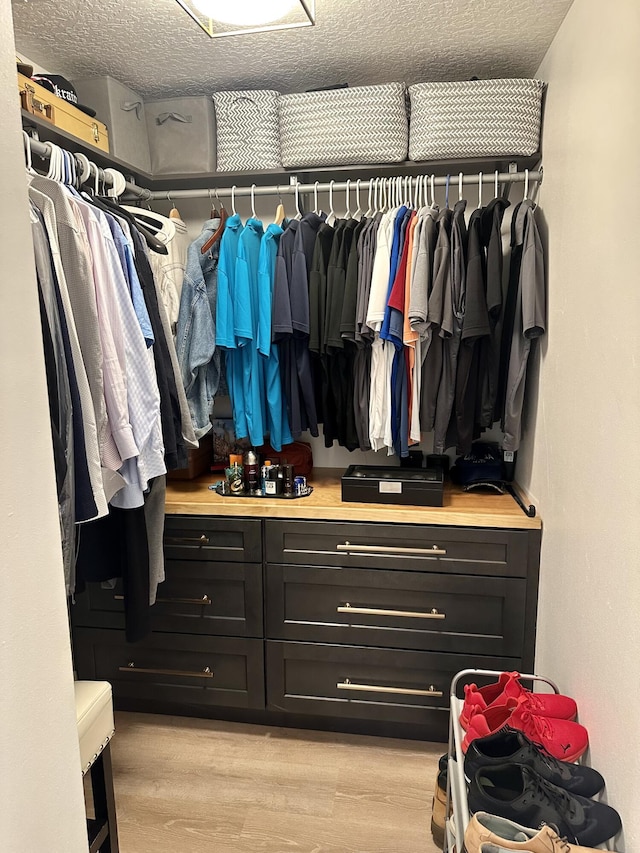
[279,83,408,169]
[213,90,281,171]
[408,78,546,160]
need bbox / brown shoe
[464,812,615,853]
[430,768,448,849]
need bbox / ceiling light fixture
[176,0,315,38]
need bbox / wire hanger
[478,172,483,208]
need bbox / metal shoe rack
[444,668,561,853]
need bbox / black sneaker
[464,726,604,797]
[467,763,621,848]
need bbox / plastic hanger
[250,184,257,219]
[313,181,319,215]
[345,179,352,220]
[326,180,335,225]
[458,172,464,202]
[364,179,373,218]
[74,154,89,187]
[274,186,285,226]
[22,131,35,174]
[430,174,436,207]
[495,170,499,200]
[354,179,363,219]
[294,181,302,220]
[231,185,237,216]
[478,172,483,208]
[523,169,530,201]
[445,174,451,209]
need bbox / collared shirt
[28,183,109,519]
[70,192,166,507]
[176,218,222,439]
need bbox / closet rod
[134,170,543,202]
[25,134,149,199]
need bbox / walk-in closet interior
[2,0,639,851]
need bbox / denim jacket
[176,219,221,439]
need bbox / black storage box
[341,465,444,507]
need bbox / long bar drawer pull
[118,662,214,679]
[164,534,210,545]
[337,679,443,697]
[337,603,445,620]
[337,542,447,556]
[115,594,212,606]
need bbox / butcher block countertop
[165,468,541,530]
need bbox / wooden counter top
[165,469,541,530]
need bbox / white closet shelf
[22,109,541,195]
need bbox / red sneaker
[461,696,589,763]
[460,671,577,729]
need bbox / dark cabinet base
[71,513,540,744]
[75,627,265,710]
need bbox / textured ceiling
[12,0,573,99]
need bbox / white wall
[0,1,89,850]
[518,0,640,848]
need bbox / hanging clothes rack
[130,170,543,203]
[22,130,542,204]
[24,132,149,200]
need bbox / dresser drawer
[265,520,528,577]
[265,564,526,656]
[266,641,519,727]
[165,515,262,563]
[72,562,263,637]
[74,628,265,709]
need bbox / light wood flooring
[109,711,445,853]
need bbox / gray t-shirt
[502,200,546,452]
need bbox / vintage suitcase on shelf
[145,96,216,175]
[72,75,151,172]
[18,73,109,153]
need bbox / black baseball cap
[31,74,97,118]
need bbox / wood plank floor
[110,711,445,853]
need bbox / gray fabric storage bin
[72,76,151,172]
[279,83,408,169]
[146,97,216,175]
[212,90,281,171]
[408,78,546,160]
